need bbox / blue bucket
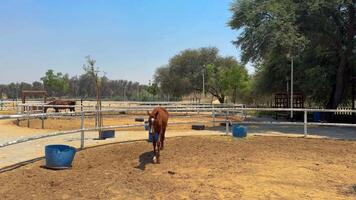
[99,130,115,139]
[232,125,247,138]
[45,145,76,169]
[313,112,321,122]
[144,121,149,131]
[148,131,159,143]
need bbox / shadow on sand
[135,150,154,171]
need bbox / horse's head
[147,111,158,134]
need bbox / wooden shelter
[21,90,47,104]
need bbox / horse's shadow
[135,150,154,171]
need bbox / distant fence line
[2,106,356,121]
[0,107,356,150]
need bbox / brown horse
[147,107,168,164]
[44,100,76,113]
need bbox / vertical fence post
[80,111,85,149]
[225,110,229,135]
[95,107,98,128]
[41,105,44,129]
[304,110,307,137]
[27,105,30,128]
[16,101,19,126]
[212,104,215,127]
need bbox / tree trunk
[218,95,225,104]
[326,3,355,109]
[327,55,347,109]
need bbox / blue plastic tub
[232,125,247,138]
[313,112,321,122]
[148,131,159,143]
[99,130,115,139]
[45,145,76,169]
[144,121,149,131]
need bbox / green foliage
[31,81,44,91]
[41,69,69,96]
[147,82,158,97]
[83,55,102,90]
[154,47,219,97]
[229,0,307,63]
[206,57,249,103]
[229,0,356,108]
[154,47,250,103]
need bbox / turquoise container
[144,121,149,131]
[99,130,115,139]
[232,125,247,138]
[148,131,159,142]
[45,145,76,169]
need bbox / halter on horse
[147,107,168,164]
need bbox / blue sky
[0,0,249,84]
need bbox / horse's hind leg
[160,126,166,150]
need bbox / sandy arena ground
[0,136,355,200]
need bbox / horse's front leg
[152,140,157,163]
[156,135,161,164]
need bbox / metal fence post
[41,105,44,129]
[80,112,85,149]
[225,110,229,135]
[304,110,307,137]
[27,105,30,128]
[212,104,215,126]
[16,101,19,126]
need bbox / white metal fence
[0,106,355,149]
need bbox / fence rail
[0,106,355,150]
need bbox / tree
[154,47,250,103]
[41,70,69,96]
[206,57,249,103]
[31,81,44,91]
[154,47,219,98]
[1,72,149,100]
[83,55,103,129]
[229,0,356,108]
[154,66,173,98]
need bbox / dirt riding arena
[0,136,355,199]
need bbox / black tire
[135,117,145,122]
[220,122,232,126]
[192,124,205,130]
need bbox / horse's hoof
[152,156,157,163]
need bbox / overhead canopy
[21,90,47,103]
